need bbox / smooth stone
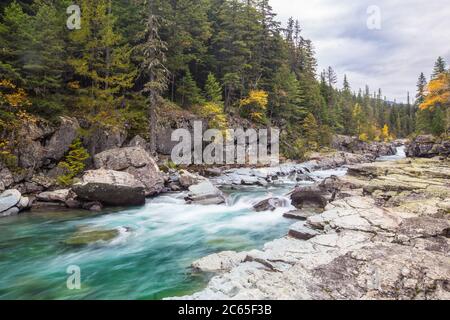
[0,189,22,213]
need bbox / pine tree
[177,70,203,107]
[138,0,169,153]
[204,73,223,104]
[432,56,447,79]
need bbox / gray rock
[179,170,207,188]
[17,196,30,210]
[192,251,248,273]
[0,189,21,212]
[36,189,71,203]
[253,197,289,212]
[1,206,20,217]
[288,222,321,240]
[406,135,450,158]
[83,126,127,156]
[283,210,316,220]
[94,147,164,196]
[45,117,80,162]
[73,169,146,206]
[186,180,225,205]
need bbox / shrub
[57,139,90,186]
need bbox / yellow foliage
[420,73,450,111]
[0,79,31,109]
[358,133,368,142]
[381,124,390,142]
[193,102,228,131]
[240,90,269,109]
[240,90,269,123]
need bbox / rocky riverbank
[174,157,450,300]
[0,123,398,217]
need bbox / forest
[1,0,449,161]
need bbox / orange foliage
[420,73,450,111]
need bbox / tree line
[0,0,448,160]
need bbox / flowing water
[0,168,347,300]
[376,146,406,161]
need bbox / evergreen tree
[204,73,223,104]
[432,56,447,79]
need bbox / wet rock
[186,180,225,205]
[1,206,20,217]
[253,197,289,212]
[73,169,146,206]
[94,147,164,196]
[64,228,120,246]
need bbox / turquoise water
[0,168,348,300]
[0,185,300,300]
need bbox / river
[0,148,405,300]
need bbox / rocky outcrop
[406,135,450,158]
[332,135,396,160]
[82,125,127,157]
[179,170,207,189]
[93,147,164,196]
[72,169,146,206]
[0,189,31,217]
[173,158,450,300]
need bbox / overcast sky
[270,0,450,103]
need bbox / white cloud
[270,0,450,102]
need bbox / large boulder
[0,189,31,217]
[290,176,341,211]
[72,169,146,206]
[185,180,226,205]
[0,189,21,213]
[94,147,164,196]
[406,135,450,158]
[36,189,71,203]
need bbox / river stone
[36,189,71,203]
[17,196,30,210]
[0,189,22,213]
[94,147,164,196]
[253,197,289,212]
[179,170,207,188]
[0,206,20,217]
[73,169,145,206]
[186,180,225,205]
[64,229,120,246]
